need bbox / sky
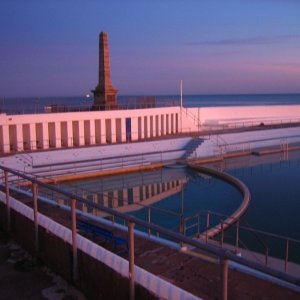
[0,0,300,97]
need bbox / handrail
[16,150,33,166]
[0,164,299,287]
[31,148,181,169]
[183,208,300,272]
[2,100,180,115]
[182,107,201,131]
[185,209,300,245]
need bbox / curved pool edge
[187,163,251,239]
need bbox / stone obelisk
[92,32,118,110]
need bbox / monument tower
[92,32,118,109]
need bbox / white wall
[183,105,300,130]
[1,104,300,154]
[192,127,300,159]
[0,107,180,153]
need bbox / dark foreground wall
[0,202,156,300]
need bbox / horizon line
[3,91,300,100]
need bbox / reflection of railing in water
[183,210,300,272]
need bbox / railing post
[220,221,224,248]
[148,207,151,236]
[128,221,135,300]
[235,220,239,254]
[197,214,200,237]
[71,199,78,282]
[265,248,269,265]
[206,212,210,243]
[32,182,39,253]
[285,240,289,273]
[220,257,229,300]
[179,215,184,247]
[4,170,10,231]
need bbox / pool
[58,150,300,263]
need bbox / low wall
[193,126,300,159]
[0,137,190,179]
[183,105,300,131]
[0,107,181,153]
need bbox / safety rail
[1,99,180,115]
[201,118,300,131]
[0,165,299,300]
[182,107,201,132]
[16,151,34,166]
[27,149,184,179]
[183,209,300,273]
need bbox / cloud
[189,35,300,46]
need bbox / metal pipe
[148,207,151,236]
[4,170,10,231]
[206,212,210,243]
[197,214,200,237]
[220,221,224,248]
[235,220,239,254]
[128,221,135,300]
[220,258,229,300]
[32,183,39,253]
[285,240,289,273]
[71,199,78,281]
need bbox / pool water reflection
[59,150,300,263]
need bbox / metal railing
[26,148,185,179]
[1,99,180,115]
[0,165,299,300]
[182,210,300,273]
[201,118,300,131]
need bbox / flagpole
[180,80,183,109]
[180,80,183,133]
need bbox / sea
[1,93,300,114]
